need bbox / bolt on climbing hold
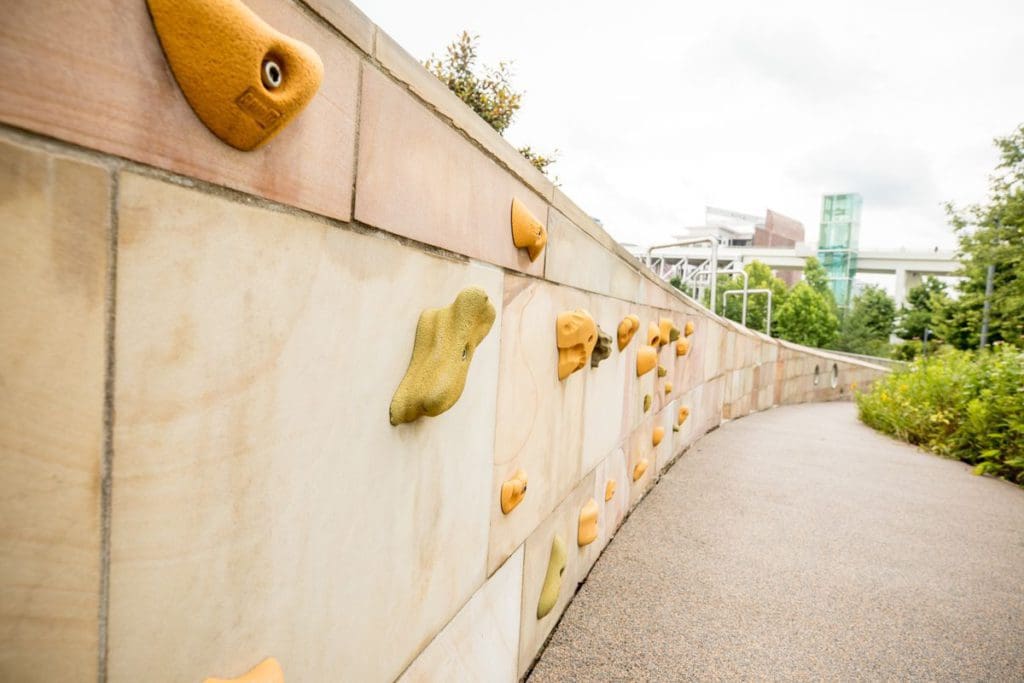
[617,314,640,350]
[591,326,612,368]
[146,0,324,150]
[390,287,496,425]
[556,309,597,380]
[537,535,567,618]
[578,498,599,546]
[204,657,284,683]
[637,345,657,377]
[500,469,528,514]
[510,198,547,262]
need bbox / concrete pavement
[528,402,1024,681]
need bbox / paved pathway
[528,402,1024,681]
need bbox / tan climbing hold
[511,198,547,262]
[556,309,597,380]
[591,326,612,368]
[500,469,528,514]
[578,498,599,546]
[678,406,690,425]
[390,287,496,425]
[605,479,616,501]
[537,535,567,618]
[664,381,673,394]
[632,459,648,481]
[643,394,652,412]
[652,426,665,446]
[636,345,657,377]
[204,657,284,683]
[646,321,661,346]
[147,0,323,151]
[617,314,640,350]
[684,320,695,337]
[676,339,690,356]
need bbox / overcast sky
[357,0,1024,252]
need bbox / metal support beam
[646,238,719,313]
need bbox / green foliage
[835,285,896,357]
[896,277,950,341]
[424,32,558,175]
[940,123,1024,349]
[774,281,839,348]
[857,345,1024,485]
[891,339,943,362]
[516,145,559,175]
[716,261,787,335]
[802,256,837,311]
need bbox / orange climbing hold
[204,657,284,683]
[147,0,323,150]
[511,198,548,262]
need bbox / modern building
[671,206,806,285]
[817,193,863,309]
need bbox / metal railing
[646,238,718,313]
[723,288,772,336]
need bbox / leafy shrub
[856,344,1024,484]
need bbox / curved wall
[0,1,886,681]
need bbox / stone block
[517,468,598,677]
[545,210,641,301]
[487,276,589,574]
[0,138,108,681]
[399,547,523,683]
[0,0,360,220]
[356,67,545,276]
[108,174,502,682]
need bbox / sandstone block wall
[0,1,886,680]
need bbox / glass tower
[817,193,862,309]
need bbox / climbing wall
[0,1,888,681]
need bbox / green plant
[896,277,950,341]
[424,32,558,175]
[716,261,788,335]
[940,123,1024,349]
[774,281,839,348]
[856,345,1024,484]
[835,285,895,357]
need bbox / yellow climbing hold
[633,459,648,481]
[556,309,598,380]
[500,469,528,514]
[578,498,599,546]
[537,535,567,618]
[617,314,640,350]
[390,287,496,425]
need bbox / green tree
[774,282,839,348]
[716,261,787,335]
[941,123,1024,349]
[896,277,949,340]
[425,32,558,175]
[802,256,837,312]
[835,285,896,356]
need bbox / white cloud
[354,0,1024,252]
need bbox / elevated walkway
[528,403,1024,681]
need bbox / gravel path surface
[528,402,1024,682]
